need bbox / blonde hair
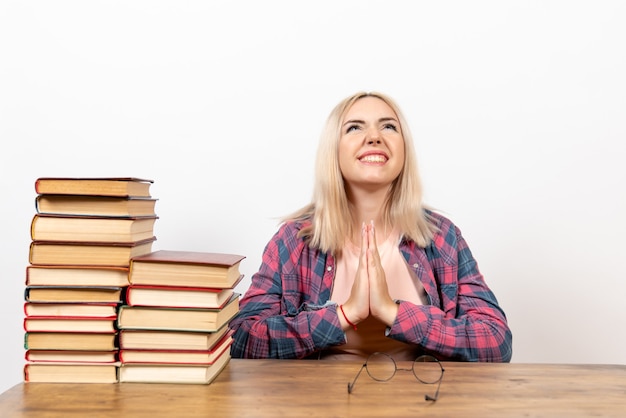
[285,91,436,254]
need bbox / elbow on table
[484,326,513,363]
[499,327,514,362]
[462,322,513,363]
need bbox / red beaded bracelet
[339,304,357,331]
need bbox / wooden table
[1,359,625,417]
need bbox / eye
[345,124,361,133]
[383,123,398,132]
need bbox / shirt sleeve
[229,224,347,358]
[388,218,513,362]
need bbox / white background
[1,1,625,394]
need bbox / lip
[357,150,389,163]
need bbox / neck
[346,186,392,245]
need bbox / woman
[229,92,512,362]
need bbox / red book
[129,250,245,289]
[119,323,231,351]
[26,265,130,287]
[126,284,238,309]
[119,331,233,365]
[25,350,118,363]
[117,294,240,332]
[24,302,118,318]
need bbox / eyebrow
[342,117,399,127]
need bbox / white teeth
[360,155,387,163]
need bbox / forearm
[230,302,346,358]
[388,301,513,362]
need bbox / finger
[367,220,381,267]
[355,222,370,292]
[358,221,368,269]
[369,220,377,248]
[360,221,367,255]
[345,222,371,323]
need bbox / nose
[366,128,382,145]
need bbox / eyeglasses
[347,352,445,401]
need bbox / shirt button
[327,266,332,272]
[413,263,419,269]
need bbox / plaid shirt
[229,211,512,362]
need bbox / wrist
[339,304,358,331]
[373,300,399,327]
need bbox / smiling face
[338,96,405,193]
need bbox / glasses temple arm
[347,363,367,394]
[425,371,444,402]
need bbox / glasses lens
[365,352,395,382]
[412,355,442,384]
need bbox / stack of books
[24,177,158,383]
[117,250,244,384]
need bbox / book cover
[35,177,153,197]
[118,348,230,384]
[119,332,232,365]
[25,350,118,363]
[126,285,236,309]
[29,237,156,267]
[132,250,245,266]
[24,302,118,318]
[24,362,120,383]
[24,316,117,333]
[118,324,230,351]
[24,332,118,351]
[26,265,130,287]
[30,214,158,243]
[129,250,245,289]
[117,294,239,332]
[35,194,158,217]
[25,286,124,303]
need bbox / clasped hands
[339,221,399,330]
